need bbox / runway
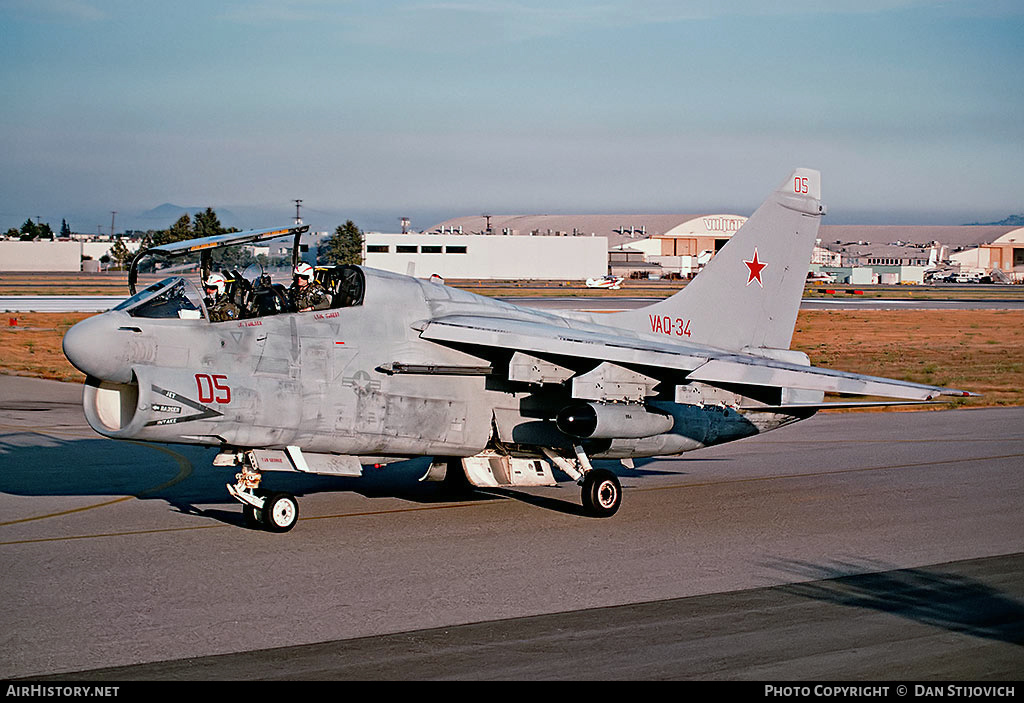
[1,376,1022,680]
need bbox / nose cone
[63,312,134,383]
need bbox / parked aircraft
[586,275,625,289]
[62,170,975,531]
[806,270,836,284]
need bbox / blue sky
[2,0,1022,233]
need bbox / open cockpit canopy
[124,223,366,322]
[128,225,309,295]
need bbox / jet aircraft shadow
[766,557,1024,646]
[0,433,547,528]
[1,430,716,528]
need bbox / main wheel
[581,469,622,518]
[262,492,299,533]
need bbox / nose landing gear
[226,461,299,533]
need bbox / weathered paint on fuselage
[71,267,806,462]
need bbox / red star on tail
[744,248,767,287]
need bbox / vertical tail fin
[607,169,825,351]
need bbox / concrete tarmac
[1,376,1021,680]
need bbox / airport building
[3,215,1022,284]
[361,231,608,280]
[815,225,1024,283]
[424,213,748,279]
[422,216,1024,283]
[0,240,84,271]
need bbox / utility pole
[293,200,303,225]
[110,211,117,238]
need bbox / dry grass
[791,310,1024,407]
[1,313,92,382]
[2,310,1021,408]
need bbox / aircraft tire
[581,469,621,518]
[263,493,299,533]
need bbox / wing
[418,314,977,402]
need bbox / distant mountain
[964,214,1024,226]
[137,203,239,227]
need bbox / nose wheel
[262,492,299,532]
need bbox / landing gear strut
[543,445,623,518]
[226,459,299,532]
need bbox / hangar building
[423,215,1024,283]
[815,225,1024,283]
[423,213,747,279]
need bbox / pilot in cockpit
[204,272,241,323]
[289,262,331,313]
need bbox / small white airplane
[586,275,625,290]
[807,270,836,283]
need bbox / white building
[363,232,608,280]
[0,241,83,271]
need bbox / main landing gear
[581,468,622,518]
[227,464,299,533]
[543,445,623,518]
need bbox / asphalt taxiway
[1,375,1022,680]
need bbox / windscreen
[114,277,206,319]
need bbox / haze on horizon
[2,1,1022,234]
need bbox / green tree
[60,219,71,237]
[166,213,195,243]
[19,219,38,240]
[320,220,364,266]
[135,208,247,271]
[142,214,194,249]
[18,219,53,240]
[109,238,133,270]
[193,207,224,238]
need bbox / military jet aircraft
[62,169,976,532]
